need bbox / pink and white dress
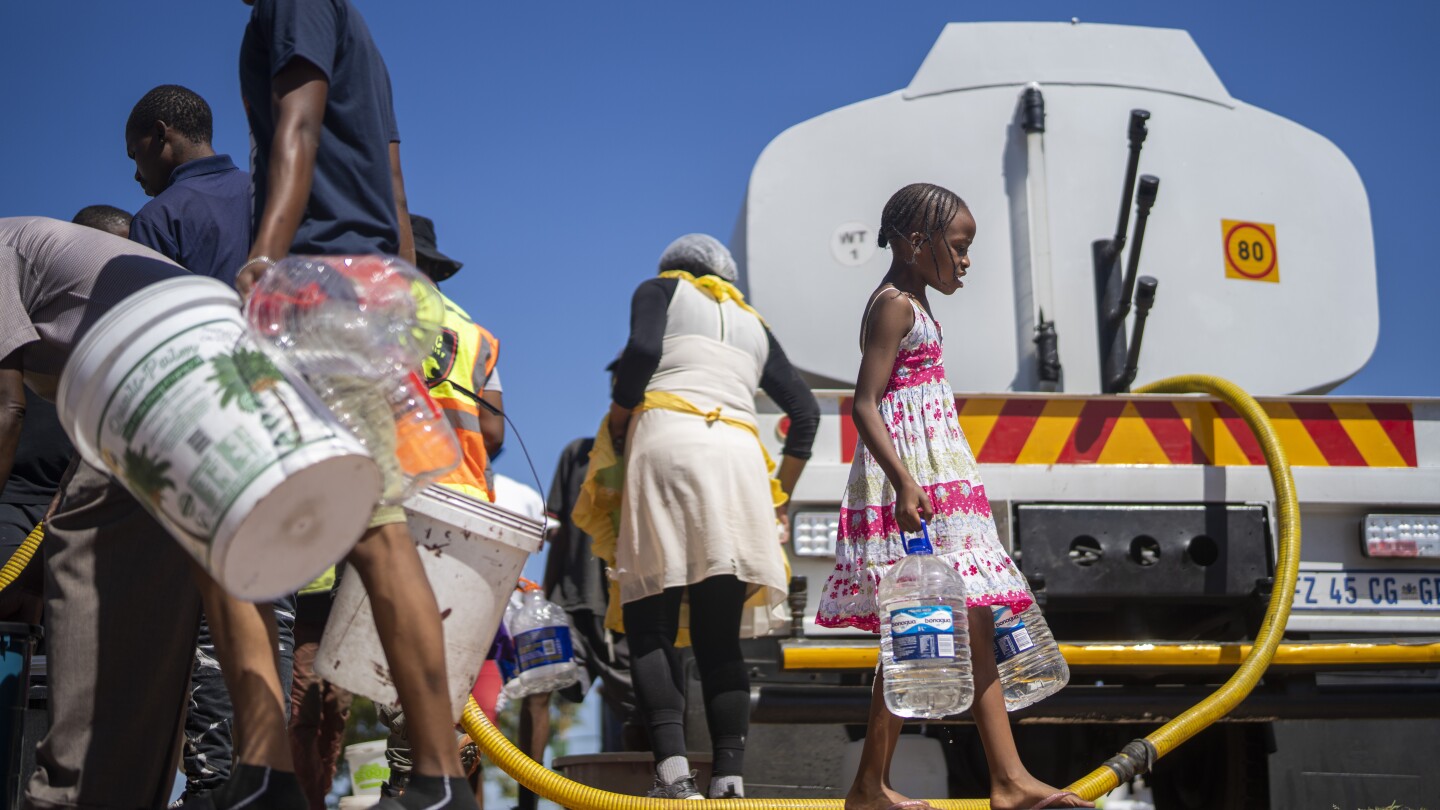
[816,295,1031,633]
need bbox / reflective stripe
[426,293,495,499]
[440,404,483,434]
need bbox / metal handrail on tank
[461,373,1301,808]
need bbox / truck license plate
[1293,568,1440,611]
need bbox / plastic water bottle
[993,601,1070,711]
[510,590,579,695]
[879,522,973,718]
[497,591,525,699]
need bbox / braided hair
[876,183,968,250]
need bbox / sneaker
[646,772,705,800]
[711,784,744,799]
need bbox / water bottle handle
[900,520,932,554]
[899,520,930,542]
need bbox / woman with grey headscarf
[608,234,819,800]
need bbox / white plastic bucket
[55,276,382,600]
[317,485,542,718]
[344,739,390,796]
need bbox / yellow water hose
[0,523,43,591]
[1064,374,1300,799]
[455,372,1301,808]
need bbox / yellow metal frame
[782,640,1440,670]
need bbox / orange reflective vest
[423,293,499,501]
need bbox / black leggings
[622,575,750,777]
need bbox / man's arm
[388,141,415,265]
[236,59,330,297]
[0,352,27,488]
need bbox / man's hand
[607,402,633,455]
[234,257,275,300]
[775,506,791,544]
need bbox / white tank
[735,22,1377,396]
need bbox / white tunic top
[614,282,788,630]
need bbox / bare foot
[845,785,935,810]
[991,777,1094,810]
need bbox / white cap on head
[657,233,738,283]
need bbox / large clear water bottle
[497,591,524,700]
[511,590,580,695]
[993,601,1070,711]
[879,523,973,719]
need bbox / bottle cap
[903,521,934,555]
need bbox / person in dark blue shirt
[125,84,296,807]
[125,85,252,285]
[218,3,469,810]
[237,0,408,265]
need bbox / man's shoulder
[133,194,175,223]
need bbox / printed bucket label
[516,626,573,672]
[890,605,955,661]
[352,761,390,791]
[992,607,1035,662]
[96,319,341,555]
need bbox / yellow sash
[658,270,767,326]
[573,390,790,642]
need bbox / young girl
[816,183,1092,810]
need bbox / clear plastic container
[879,522,974,719]
[498,591,524,699]
[510,590,580,696]
[993,601,1070,711]
[245,255,459,502]
[246,254,445,375]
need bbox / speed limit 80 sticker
[1222,220,1279,283]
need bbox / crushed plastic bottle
[245,255,459,501]
[510,590,580,696]
[879,522,973,719]
[993,599,1070,711]
[246,255,445,375]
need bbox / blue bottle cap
[902,521,934,555]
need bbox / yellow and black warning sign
[1222,220,1279,283]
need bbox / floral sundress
[816,294,1032,632]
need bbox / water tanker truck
[731,22,1440,809]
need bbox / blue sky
[3,0,1436,494]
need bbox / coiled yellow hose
[484,374,1302,807]
[0,523,43,591]
[1065,374,1300,799]
[463,374,1298,807]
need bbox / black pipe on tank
[1110,110,1151,258]
[1021,85,1046,133]
[1112,276,1159,393]
[1119,176,1160,320]
[1094,110,1157,394]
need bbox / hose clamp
[1103,737,1157,783]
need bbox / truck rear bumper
[753,638,1440,723]
[751,681,1440,724]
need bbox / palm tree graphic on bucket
[208,347,302,450]
[121,445,175,507]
